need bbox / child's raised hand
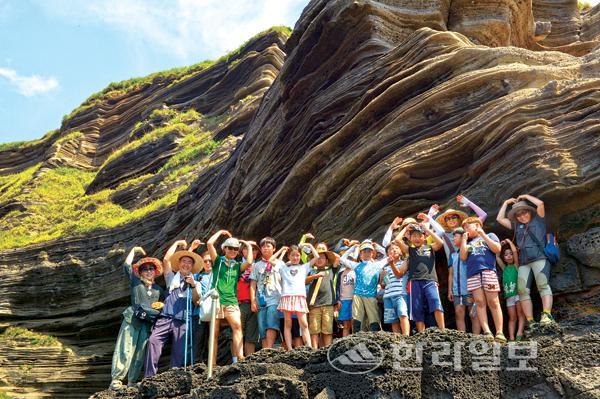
[391,217,403,229]
[304,233,315,240]
[417,212,429,221]
[429,204,440,216]
[505,198,517,205]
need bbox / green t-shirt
[212,256,242,306]
[502,264,518,298]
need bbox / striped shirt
[383,263,408,298]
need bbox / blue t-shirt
[466,233,499,278]
[349,259,387,298]
[449,252,468,296]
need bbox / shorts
[216,304,241,320]
[308,305,334,335]
[258,305,280,338]
[409,280,443,322]
[506,295,519,308]
[277,295,309,313]
[453,294,474,307]
[338,299,353,321]
[280,315,302,338]
[383,295,408,323]
[518,259,552,300]
[239,302,258,343]
[467,270,500,292]
[352,295,380,325]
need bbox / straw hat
[400,218,417,228]
[435,209,468,230]
[133,257,163,276]
[171,250,203,274]
[507,201,537,222]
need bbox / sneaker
[525,319,538,331]
[539,312,555,326]
[495,331,507,344]
[109,379,123,390]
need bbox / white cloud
[0,68,59,97]
[35,0,306,62]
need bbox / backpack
[527,230,560,265]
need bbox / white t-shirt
[279,262,312,297]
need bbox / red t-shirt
[237,266,252,302]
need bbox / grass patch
[0,391,15,399]
[55,131,83,145]
[0,130,60,153]
[0,164,40,203]
[1,327,60,347]
[102,109,200,167]
[578,1,592,11]
[0,164,193,249]
[159,127,220,174]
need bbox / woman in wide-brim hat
[435,209,468,231]
[506,201,538,222]
[110,247,165,390]
[133,257,163,276]
[497,194,555,328]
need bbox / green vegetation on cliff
[0,108,223,250]
[0,327,60,347]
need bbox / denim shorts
[409,280,443,322]
[258,304,280,338]
[338,299,353,321]
[383,295,409,323]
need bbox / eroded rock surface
[90,323,600,399]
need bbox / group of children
[109,193,556,389]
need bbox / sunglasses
[139,266,156,272]
[445,215,460,221]
[225,246,239,251]
[203,259,212,263]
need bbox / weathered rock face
[0,1,599,398]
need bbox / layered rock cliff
[0,1,599,398]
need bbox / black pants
[192,317,210,364]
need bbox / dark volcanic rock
[90,327,600,399]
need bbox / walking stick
[207,289,219,379]
[184,287,190,368]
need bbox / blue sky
[0,0,307,144]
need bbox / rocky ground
[90,315,600,399]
